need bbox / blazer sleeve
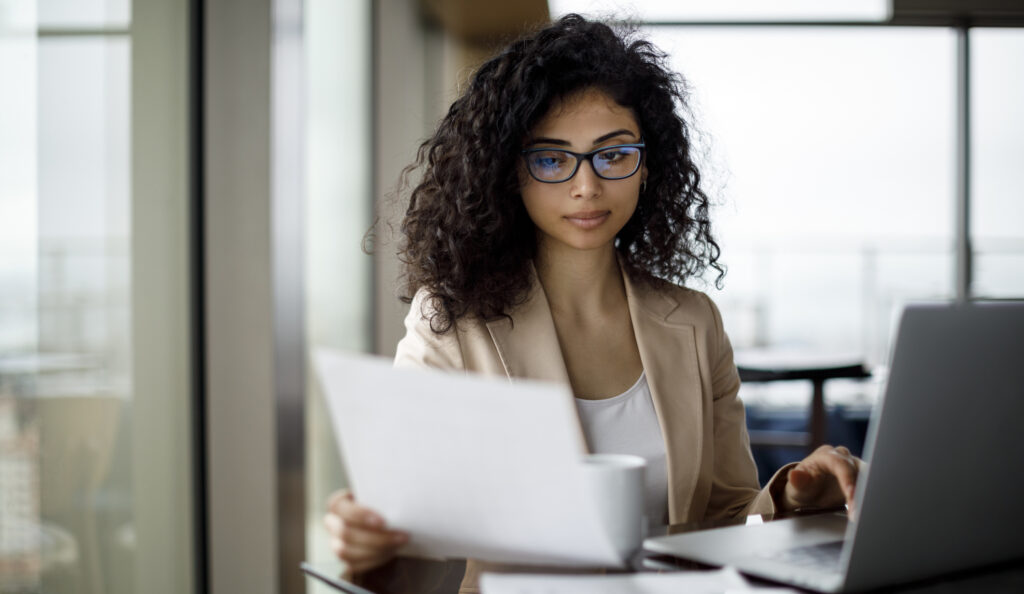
[393,289,465,371]
[701,292,792,518]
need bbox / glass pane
[645,26,957,367]
[304,0,372,589]
[971,28,1024,298]
[0,5,38,355]
[35,35,131,594]
[0,7,40,591]
[38,0,131,29]
[1,15,193,594]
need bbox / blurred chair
[1,394,81,593]
[37,395,121,594]
[735,350,870,452]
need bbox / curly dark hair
[398,13,723,333]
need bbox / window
[646,26,957,366]
[0,2,194,593]
[971,28,1024,298]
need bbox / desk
[734,350,871,451]
[302,511,1024,594]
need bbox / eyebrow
[525,129,639,148]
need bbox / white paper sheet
[480,567,798,593]
[314,349,622,567]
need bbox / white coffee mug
[580,453,646,559]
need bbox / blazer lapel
[484,265,572,386]
[622,272,705,523]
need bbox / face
[520,88,646,255]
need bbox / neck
[534,241,625,318]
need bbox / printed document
[314,349,622,567]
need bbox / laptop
[643,302,1024,592]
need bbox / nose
[569,158,601,199]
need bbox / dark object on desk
[302,562,376,594]
[302,558,466,594]
[737,352,870,451]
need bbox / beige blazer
[394,265,787,592]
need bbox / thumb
[787,466,813,492]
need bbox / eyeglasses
[520,142,646,184]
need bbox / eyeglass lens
[526,146,642,182]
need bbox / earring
[641,179,648,193]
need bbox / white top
[574,372,669,527]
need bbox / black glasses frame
[520,142,646,183]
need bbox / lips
[564,210,611,229]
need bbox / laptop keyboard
[756,540,845,573]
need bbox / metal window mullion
[204,0,278,592]
[955,25,972,302]
[188,0,209,589]
[272,0,306,593]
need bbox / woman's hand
[324,489,409,573]
[778,445,863,518]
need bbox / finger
[323,511,342,536]
[791,446,836,480]
[326,489,390,530]
[325,511,387,542]
[332,536,377,562]
[326,488,353,512]
[787,467,813,491]
[335,499,387,530]
[337,540,388,562]
[831,448,863,520]
[801,446,857,482]
[784,466,831,508]
[784,449,853,509]
[823,449,859,502]
[334,540,397,572]
[341,523,409,549]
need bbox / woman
[325,14,861,591]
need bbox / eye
[529,151,570,170]
[595,148,629,164]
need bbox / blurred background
[0,1,1021,593]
